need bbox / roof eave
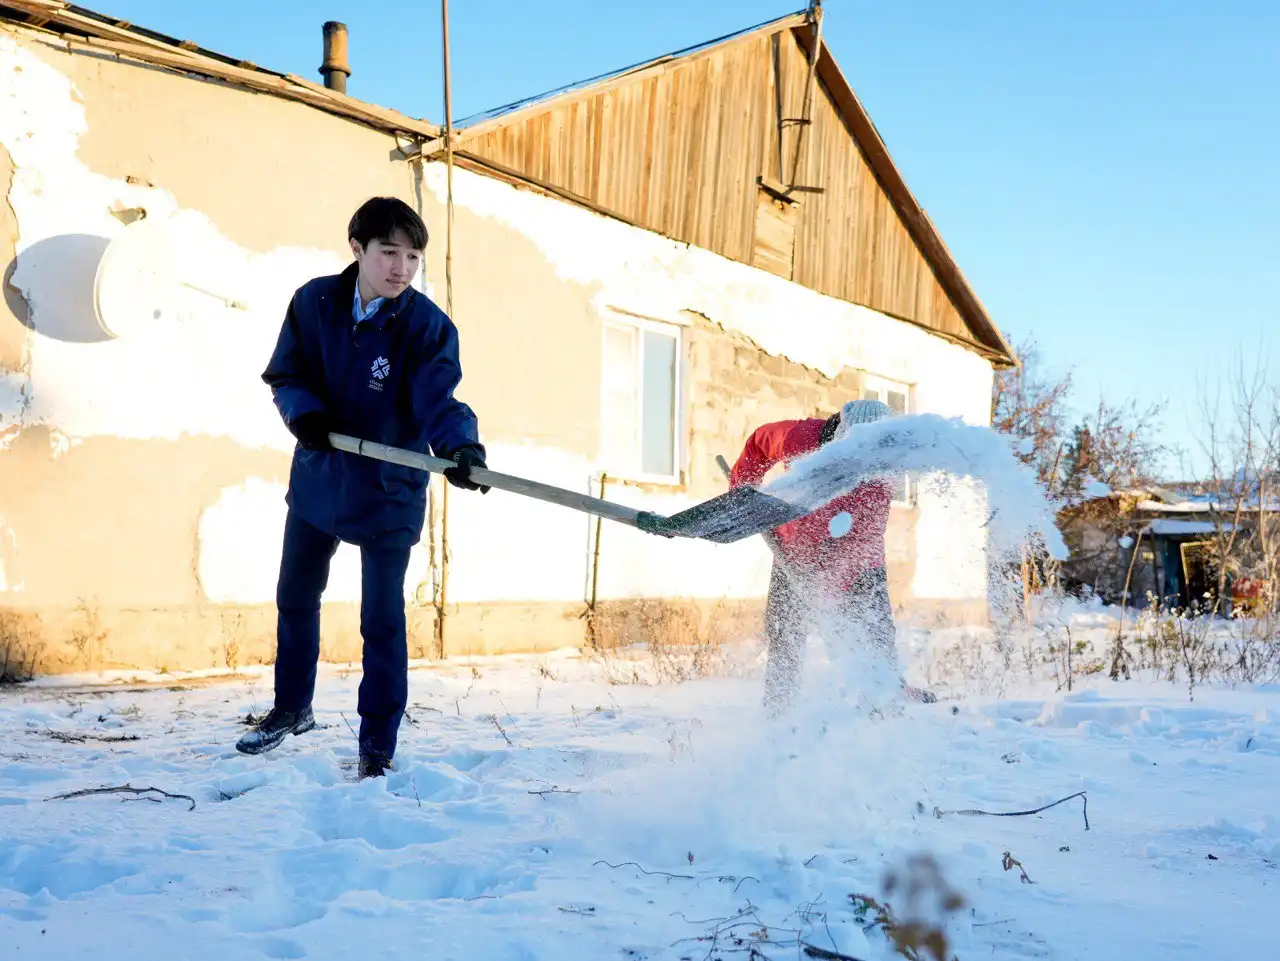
[791,25,1016,368]
[444,10,810,142]
[0,1,441,139]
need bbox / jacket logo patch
[369,356,390,392]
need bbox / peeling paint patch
[195,478,436,606]
[0,34,344,450]
[0,514,22,593]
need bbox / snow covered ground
[1,640,1276,961]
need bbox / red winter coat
[730,418,891,592]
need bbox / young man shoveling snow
[237,197,487,778]
[730,399,935,716]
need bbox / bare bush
[587,598,751,685]
[990,337,1074,490]
[921,585,1279,700]
[1191,350,1279,616]
[1128,595,1279,697]
[0,609,41,684]
[922,629,1013,700]
[66,598,107,670]
[1218,611,1280,685]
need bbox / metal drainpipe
[433,0,457,659]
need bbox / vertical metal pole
[586,474,608,649]
[789,0,823,189]
[434,0,456,659]
[442,0,455,318]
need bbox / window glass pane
[602,325,637,472]
[640,330,677,476]
[862,389,880,402]
[887,390,907,415]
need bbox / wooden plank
[451,11,810,145]
[752,190,795,279]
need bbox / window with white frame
[861,373,913,505]
[600,313,682,482]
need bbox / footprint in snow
[255,936,307,959]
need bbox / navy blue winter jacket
[263,262,482,547]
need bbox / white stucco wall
[416,163,996,604]
[0,31,996,610]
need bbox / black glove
[819,412,841,446]
[443,445,489,493]
[291,411,333,452]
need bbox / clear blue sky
[88,1,1278,475]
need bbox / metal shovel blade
[635,484,807,544]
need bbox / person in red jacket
[731,399,933,715]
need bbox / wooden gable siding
[463,28,978,349]
[768,32,974,343]
[467,36,770,265]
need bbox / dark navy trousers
[273,510,413,759]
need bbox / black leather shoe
[358,751,392,779]
[235,706,316,755]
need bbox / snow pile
[763,413,1067,560]
[1,659,1277,960]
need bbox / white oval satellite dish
[93,216,182,339]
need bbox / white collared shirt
[353,284,386,323]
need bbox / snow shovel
[714,454,785,557]
[328,433,808,544]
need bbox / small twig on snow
[496,696,526,739]
[529,786,580,797]
[485,714,514,746]
[673,902,819,960]
[934,790,1090,831]
[455,675,478,716]
[41,731,141,744]
[1002,850,1034,884]
[409,773,422,808]
[47,783,196,811]
[802,946,866,961]
[340,712,359,741]
[691,874,760,893]
[671,910,743,927]
[594,859,695,882]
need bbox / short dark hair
[348,197,428,251]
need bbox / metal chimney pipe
[320,21,350,93]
